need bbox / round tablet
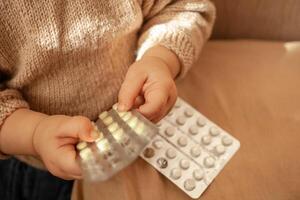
[157,158,168,169]
[76,141,87,150]
[152,139,163,149]
[190,146,201,157]
[193,169,204,181]
[170,168,182,180]
[103,116,113,125]
[176,116,186,125]
[174,101,181,108]
[222,136,233,146]
[143,147,155,158]
[204,157,215,168]
[184,179,196,191]
[98,111,108,120]
[209,126,221,136]
[184,108,194,117]
[166,148,177,159]
[197,118,206,127]
[108,122,119,132]
[215,144,226,155]
[201,135,212,145]
[189,125,199,135]
[177,136,188,147]
[165,127,175,137]
[180,159,190,170]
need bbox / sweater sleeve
[0,80,29,159]
[137,0,216,78]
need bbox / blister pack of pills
[76,104,157,181]
[140,98,240,199]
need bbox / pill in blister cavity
[168,111,174,116]
[99,111,108,120]
[190,145,201,157]
[184,108,194,117]
[111,128,124,142]
[176,116,186,125]
[197,118,206,127]
[96,139,111,152]
[210,126,221,136]
[166,148,177,159]
[108,122,119,133]
[193,169,204,181]
[170,168,181,180]
[135,122,145,135]
[184,179,196,191]
[201,135,212,145]
[76,141,87,150]
[175,101,181,108]
[143,147,155,158]
[215,144,226,155]
[180,159,190,170]
[204,157,215,168]
[177,136,188,147]
[103,116,113,125]
[128,117,138,129]
[222,136,233,146]
[157,157,168,169]
[152,139,163,149]
[189,125,198,135]
[122,112,132,121]
[165,127,175,137]
[79,148,93,161]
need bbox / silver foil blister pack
[140,98,240,199]
[76,104,157,181]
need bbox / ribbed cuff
[0,89,29,159]
[137,24,201,79]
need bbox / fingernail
[118,104,127,111]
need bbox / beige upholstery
[211,0,300,40]
[73,40,300,200]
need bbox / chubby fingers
[118,66,147,111]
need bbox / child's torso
[0,0,143,119]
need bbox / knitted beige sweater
[0,0,215,182]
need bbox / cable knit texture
[0,0,215,176]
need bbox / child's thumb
[60,116,98,142]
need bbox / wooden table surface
[75,40,300,200]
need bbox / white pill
[201,135,212,145]
[184,179,196,191]
[222,136,233,146]
[215,144,226,155]
[177,136,188,147]
[98,111,108,120]
[184,108,194,117]
[166,148,177,159]
[112,128,124,142]
[193,169,204,181]
[176,116,186,125]
[210,126,221,136]
[170,168,182,180]
[180,159,190,170]
[103,116,113,125]
[189,125,198,135]
[96,139,111,152]
[197,118,206,127]
[152,140,163,149]
[190,146,201,157]
[76,141,87,150]
[167,111,174,116]
[122,112,132,121]
[108,122,119,132]
[79,148,93,160]
[174,101,181,108]
[165,127,175,137]
[128,116,138,129]
[204,157,215,168]
[135,122,145,135]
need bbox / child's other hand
[118,55,178,122]
[33,115,97,180]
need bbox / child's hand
[32,115,97,180]
[118,54,178,122]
